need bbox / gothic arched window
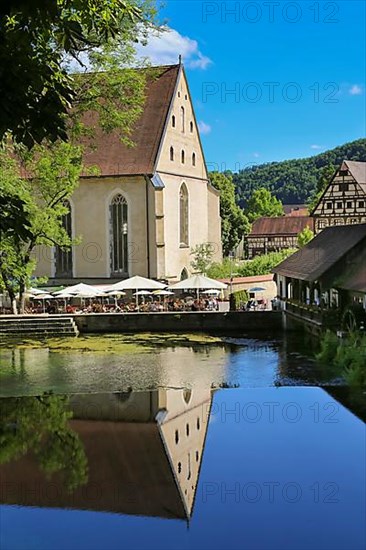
[55,200,72,278]
[179,183,189,246]
[110,194,128,276]
[180,106,185,133]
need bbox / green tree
[307,163,336,213]
[209,172,251,256]
[0,393,88,492]
[245,188,284,223]
[238,249,296,277]
[0,142,83,313]
[190,243,215,275]
[0,0,156,148]
[297,226,314,248]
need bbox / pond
[0,333,365,550]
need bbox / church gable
[155,67,208,180]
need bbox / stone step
[0,316,78,338]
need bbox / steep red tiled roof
[81,65,180,177]
[273,224,366,281]
[249,216,314,237]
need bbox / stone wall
[74,311,282,334]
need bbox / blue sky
[136,0,366,170]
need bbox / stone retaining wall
[73,311,283,334]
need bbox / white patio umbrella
[110,276,166,291]
[110,276,166,307]
[152,289,174,311]
[54,283,105,297]
[36,293,54,313]
[169,275,227,299]
[152,290,174,296]
[201,289,221,295]
[105,289,126,307]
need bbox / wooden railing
[284,300,340,328]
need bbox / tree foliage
[0,142,83,312]
[297,226,314,248]
[307,163,337,213]
[209,171,250,256]
[0,0,156,148]
[245,188,284,223]
[0,393,88,491]
[238,249,296,277]
[232,138,366,206]
[190,243,215,275]
[207,249,296,279]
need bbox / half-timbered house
[312,160,366,234]
[247,216,314,259]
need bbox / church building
[34,64,222,284]
[311,160,366,234]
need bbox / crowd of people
[26,295,222,314]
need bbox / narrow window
[336,202,342,209]
[55,200,73,278]
[172,115,175,128]
[170,146,174,161]
[180,106,185,133]
[110,194,128,276]
[180,183,189,246]
[181,149,185,164]
[186,423,190,436]
[359,201,365,208]
[175,430,179,444]
[192,152,196,166]
[346,201,352,209]
[190,121,193,133]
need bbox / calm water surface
[0,333,365,550]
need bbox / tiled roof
[335,247,366,293]
[249,216,313,237]
[273,224,366,281]
[344,160,366,193]
[81,65,180,176]
[218,274,274,284]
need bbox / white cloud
[198,121,212,135]
[310,144,323,150]
[349,84,363,96]
[253,152,260,158]
[136,27,212,70]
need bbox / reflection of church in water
[0,388,213,521]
